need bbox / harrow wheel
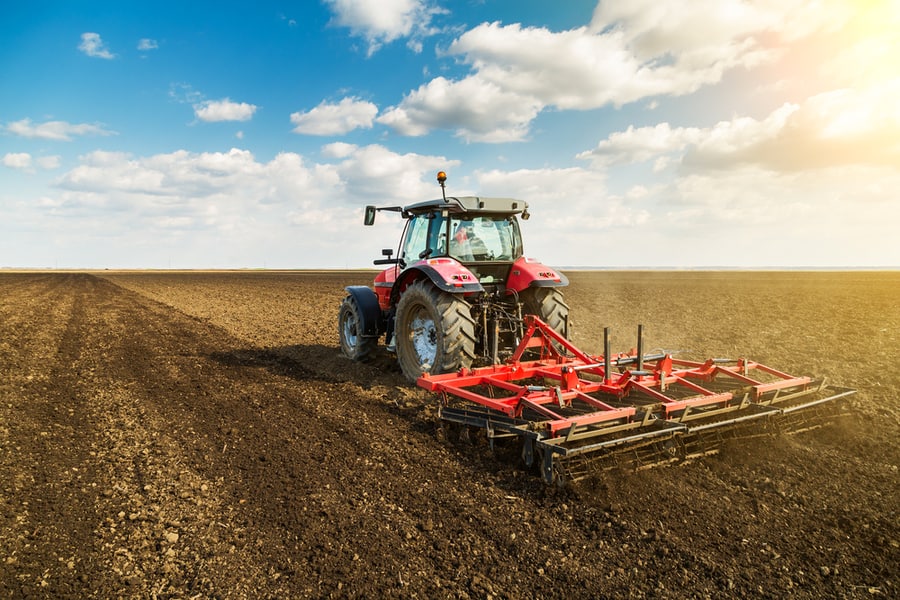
[338,295,377,362]
[395,280,476,381]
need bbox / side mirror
[373,248,399,266]
[364,205,376,226]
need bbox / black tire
[521,287,570,338]
[395,280,476,381]
[338,295,378,362]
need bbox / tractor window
[449,215,522,262]
[401,212,446,264]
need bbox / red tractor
[339,171,569,381]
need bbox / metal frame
[419,316,856,484]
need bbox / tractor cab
[395,197,527,286]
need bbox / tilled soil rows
[1,270,897,598]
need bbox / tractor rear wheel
[338,295,378,362]
[522,287,570,338]
[395,280,476,381]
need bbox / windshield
[449,215,522,262]
[400,212,523,264]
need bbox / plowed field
[1,270,897,598]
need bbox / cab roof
[403,196,527,216]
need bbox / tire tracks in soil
[2,274,277,596]
[1,274,108,595]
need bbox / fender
[344,285,383,337]
[391,258,484,304]
[505,257,569,293]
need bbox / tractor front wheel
[338,295,378,362]
[395,280,476,381]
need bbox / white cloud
[193,99,258,122]
[37,155,61,170]
[3,153,32,171]
[472,166,637,231]
[5,118,116,141]
[17,144,468,267]
[380,0,861,142]
[590,1,767,59]
[3,153,62,173]
[324,0,443,56]
[49,145,456,222]
[175,87,258,125]
[577,80,900,173]
[328,143,460,200]
[78,32,115,59]
[290,97,378,135]
[724,180,888,264]
[9,141,900,268]
[576,123,703,167]
[377,76,542,142]
[467,161,899,268]
[137,38,159,51]
[321,142,358,158]
[447,21,761,110]
[659,165,900,262]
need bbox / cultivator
[418,316,856,485]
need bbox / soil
[1,270,897,599]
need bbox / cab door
[400,211,447,266]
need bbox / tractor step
[418,316,856,485]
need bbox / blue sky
[1,0,898,269]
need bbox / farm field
[1,270,898,598]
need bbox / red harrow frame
[418,316,856,485]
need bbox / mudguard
[344,285,383,337]
[392,258,484,302]
[505,257,568,293]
